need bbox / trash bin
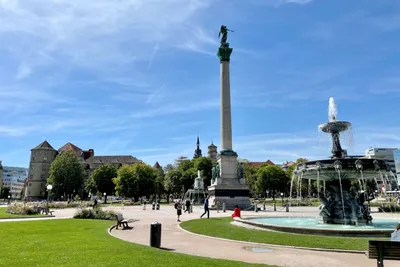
[150,222,162,248]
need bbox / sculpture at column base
[220,149,238,156]
[208,185,250,210]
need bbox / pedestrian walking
[185,199,191,213]
[200,196,210,219]
[175,200,183,222]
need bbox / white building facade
[364,148,398,189]
[2,167,28,199]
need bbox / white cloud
[148,43,159,69]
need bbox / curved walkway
[109,205,399,267]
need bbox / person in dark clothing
[200,197,210,219]
[185,199,191,213]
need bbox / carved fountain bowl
[318,121,351,133]
[295,158,389,181]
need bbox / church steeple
[193,136,202,159]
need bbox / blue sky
[1,0,400,167]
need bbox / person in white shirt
[391,224,400,241]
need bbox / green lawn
[0,207,49,219]
[180,217,389,251]
[0,219,274,267]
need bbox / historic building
[193,136,202,159]
[25,141,141,199]
[207,142,218,161]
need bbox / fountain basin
[236,217,399,237]
[295,158,389,180]
[318,121,351,133]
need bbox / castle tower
[207,142,218,161]
[193,136,202,159]
[25,141,58,199]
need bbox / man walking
[200,197,210,219]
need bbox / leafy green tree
[193,157,213,186]
[0,187,10,199]
[113,163,157,199]
[164,168,183,200]
[47,150,86,198]
[154,167,165,198]
[286,158,308,178]
[244,164,258,196]
[86,165,117,201]
[177,159,196,192]
[256,165,289,201]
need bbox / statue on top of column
[218,25,234,48]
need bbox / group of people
[174,196,241,222]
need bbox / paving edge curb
[0,215,55,220]
[178,223,366,255]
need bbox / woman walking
[175,200,183,222]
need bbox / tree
[286,158,308,179]
[164,168,183,200]
[86,165,117,201]
[256,165,289,201]
[177,159,196,193]
[113,163,157,199]
[244,164,258,196]
[0,187,10,199]
[154,167,165,197]
[47,150,86,198]
[193,157,213,186]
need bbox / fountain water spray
[328,97,337,122]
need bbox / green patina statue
[217,25,234,61]
[218,25,234,48]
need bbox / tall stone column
[220,60,232,151]
[206,43,250,210]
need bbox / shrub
[6,203,39,215]
[378,203,400,212]
[73,207,119,220]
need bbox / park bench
[116,214,129,229]
[367,240,400,267]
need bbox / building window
[41,174,46,180]
[29,183,32,187]
[44,157,47,161]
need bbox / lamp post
[103,192,107,204]
[280,192,284,206]
[7,195,10,205]
[46,184,53,210]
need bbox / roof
[58,142,83,157]
[153,162,162,169]
[31,141,56,151]
[208,142,217,148]
[85,155,141,168]
[246,160,275,168]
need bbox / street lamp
[47,184,53,210]
[7,195,10,205]
[280,192,284,206]
[103,192,107,204]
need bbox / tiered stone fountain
[293,98,394,225]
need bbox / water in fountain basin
[289,172,296,203]
[247,217,399,230]
[374,177,380,193]
[337,170,346,224]
[317,170,320,197]
[360,170,367,192]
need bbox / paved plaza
[1,205,399,267]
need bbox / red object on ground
[232,207,241,218]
